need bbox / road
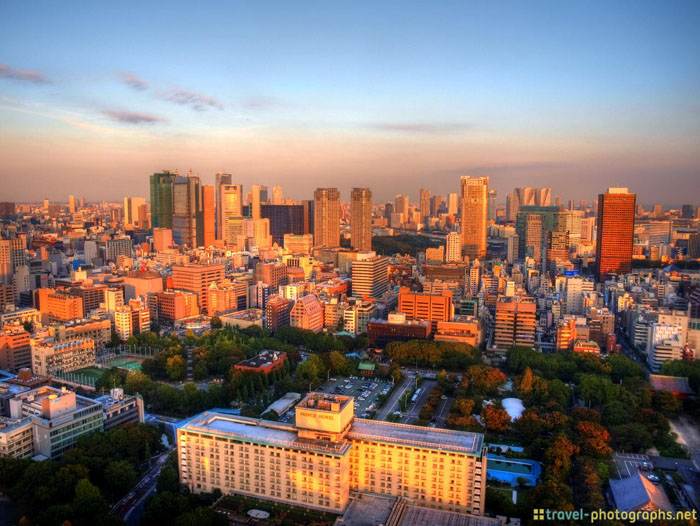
[111,450,171,521]
[401,380,436,424]
[669,415,700,468]
[375,374,412,421]
[434,395,453,428]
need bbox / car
[428,422,437,428]
[441,395,447,400]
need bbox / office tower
[0,202,16,219]
[596,187,635,281]
[201,185,215,247]
[172,174,203,247]
[220,183,243,242]
[554,195,562,207]
[430,194,443,217]
[36,289,83,323]
[171,264,226,314]
[176,394,487,514]
[445,231,461,262]
[383,202,394,220]
[395,194,409,221]
[398,287,454,332]
[314,188,340,247]
[506,187,551,221]
[149,171,176,229]
[215,172,232,239]
[351,188,372,251]
[565,277,594,315]
[250,184,263,219]
[460,176,488,259]
[580,200,587,210]
[521,214,543,263]
[43,198,49,212]
[493,296,537,350]
[351,256,389,299]
[153,228,173,252]
[68,195,76,214]
[243,218,272,249]
[420,188,431,224]
[488,190,497,221]
[0,325,32,372]
[260,204,306,246]
[547,229,570,274]
[653,204,663,217]
[0,238,26,284]
[71,281,108,317]
[447,192,459,215]
[79,196,85,208]
[105,237,132,262]
[254,262,288,288]
[272,185,283,205]
[265,294,293,329]
[123,197,146,229]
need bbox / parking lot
[316,376,394,418]
[613,452,654,479]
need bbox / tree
[104,460,138,498]
[518,366,534,394]
[481,404,510,433]
[652,390,681,415]
[210,316,223,329]
[193,361,208,381]
[71,479,109,526]
[166,355,186,381]
[543,434,579,480]
[574,420,612,459]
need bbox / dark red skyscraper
[596,187,636,281]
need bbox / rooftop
[610,473,673,512]
[348,419,483,455]
[298,392,352,412]
[236,350,286,369]
[179,412,351,456]
[649,375,694,395]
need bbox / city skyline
[2,1,699,204]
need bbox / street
[111,450,172,522]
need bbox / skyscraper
[313,188,340,247]
[272,185,283,205]
[394,194,409,222]
[250,184,264,219]
[447,192,459,215]
[260,204,306,246]
[351,188,372,252]
[351,256,389,299]
[201,185,215,247]
[123,197,146,229]
[488,190,497,221]
[460,176,488,259]
[149,171,176,229]
[215,172,232,240]
[68,195,76,214]
[420,188,431,225]
[596,187,635,281]
[172,174,203,247]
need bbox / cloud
[162,87,223,111]
[241,96,279,109]
[0,63,51,84]
[371,122,475,134]
[119,71,148,91]
[102,110,167,124]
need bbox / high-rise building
[350,188,372,252]
[283,234,314,254]
[265,294,293,330]
[250,184,263,220]
[445,231,461,262]
[104,237,132,262]
[272,185,283,205]
[596,187,635,281]
[289,295,324,332]
[153,228,173,252]
[493,296,537,350]
[398,288,454,332]
[260,204,307,246]
[420,188,431,224]
[0,325,31,372]
[177,393,487,515]
[172,174,203,247]
[314,188,340,247]
[172,264,226,314]
[681,204,695,219]
[351,256,389,299]
[215,172,232,240]
[201,185,215,247]
[460,176,488,259]
[123,197,147,229]
[506,187,551,221]
[487,190,497,221]
[150,171,176,229]
[394,194,409,222]
[447,192,459,216]
[68,195,76,214]
[0,237,26,284]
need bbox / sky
[1,0,699,206]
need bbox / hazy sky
[1,1,699,206]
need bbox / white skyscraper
[445,231,461,262]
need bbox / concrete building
[596,187,635,281]
[9,386,103,459]
[265,295,293,330]
[31,338,96,376]
[434,317,482,346]
[493,296,537,350]
[290,295,324,333]
[351,256,389,299]
[172,264,226,315]
[234,350,287,375]
[368,314,431,347]
[398,288,454,333]
[460,176,488,260]
[147,290,200,323]
[0,325,32,372]
[284,233,314,255]
[445,232,461,263]
[0,417,34,458]
[153,228,174,252]
[343,301,376,335]
[177,392,487,515]
[314,188,341,247]
[36,289,83,323]
[208,279,248,315]
[97,388,144,431]
[351,188,373,252]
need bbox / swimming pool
[486,454,542,486]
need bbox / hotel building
[177,392,486,515]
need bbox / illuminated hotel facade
[177,393,486,515]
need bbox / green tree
[652,390,681,414]
[104,460,138,498]
[166,355,187,381]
